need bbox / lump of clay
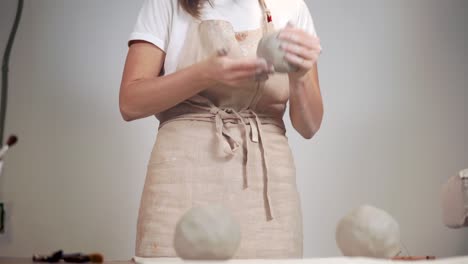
[257,31,297,73]
[335,205,401,259]
[173,205,241,260]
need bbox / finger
[284,52,316,70]
[280,27,315,40]
[278,30,320,50]
[225,57,269,72]
[280,42,317,61]
[227,61,273,80]
[228,69,270,82]
[279,32,320,50]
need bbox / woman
[120,0,323,259]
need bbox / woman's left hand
[278,23,322,78]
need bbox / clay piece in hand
[257,30,298,73]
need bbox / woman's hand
[201,48,274,87]
[278,23,322,79]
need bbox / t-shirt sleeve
[295,0,318,37]
[128,0,173,52]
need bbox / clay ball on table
[173,205,241,260]
[335,205,401,259]
[257,30,298,73]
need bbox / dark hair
[179,0,210,18]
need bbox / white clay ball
[257,31,298,73]
[173,205,241,260]
[336,205,401,259]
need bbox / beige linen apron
[136,0,303,258]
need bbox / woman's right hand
[201,48,274,87]
[120,44,273,121]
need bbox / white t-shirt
[128,0,318,75]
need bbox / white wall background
[0,0,467,260]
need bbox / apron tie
[180,99,275,221]
[249,110,274,221]
[210,107,241,156]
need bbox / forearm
[120,62,214,121]
[288,69,324,139]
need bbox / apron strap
[258,0,273,34]
[258,0,272,22]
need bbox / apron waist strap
[157,97,281,221]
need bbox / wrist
[288,70,310,88]
[195,59,218,89]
